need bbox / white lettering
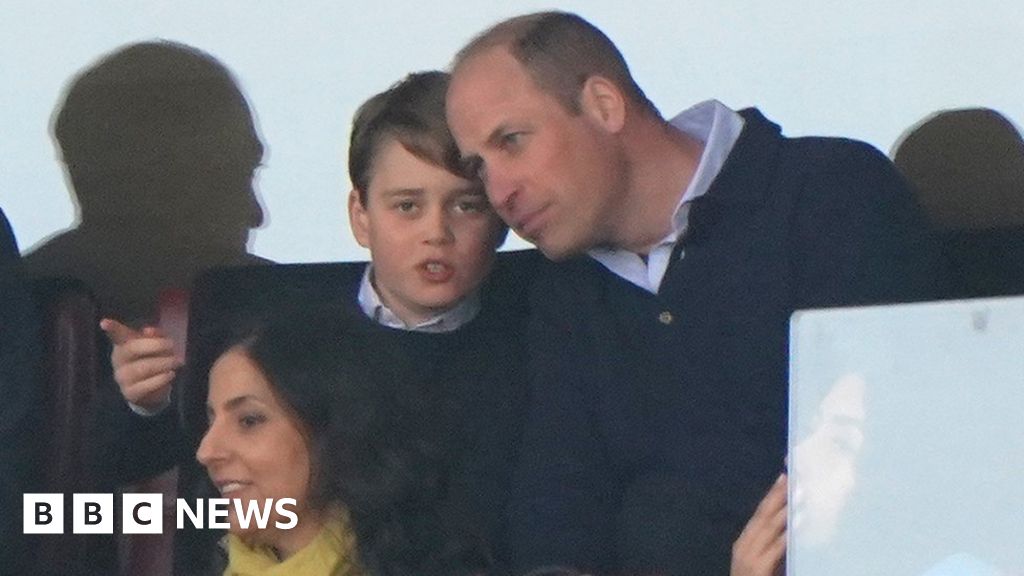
[231,498,273,529]
[23,494,301,533]
[274,498,298,529]
[176,498,204,529]
[207,498,230,529]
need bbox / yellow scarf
[223,511,364,576]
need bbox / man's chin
[538,241,581,262]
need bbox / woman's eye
[239,413,266,429]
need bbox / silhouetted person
[0,206,42,575]
[894,108,1024,298]
[25,41,270,323]
[20,42,269,574]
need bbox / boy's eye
[454,197,489,214]
[395,200,418,213]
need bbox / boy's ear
[348,189,371,248]
[580,75,626,134]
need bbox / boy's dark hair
[348,71,469,205]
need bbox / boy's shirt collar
[356,264,480,333]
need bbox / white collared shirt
[356,264,480,333]
[589,100,745,294]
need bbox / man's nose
[483,166,517,218]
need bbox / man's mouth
[515,205,549,239]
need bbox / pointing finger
[100,318,142,345]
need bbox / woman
[194,312,484,576]
[195,313,362,575]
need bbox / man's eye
[501,132,524,149]
[454,198,489,214]
[395,201,417,213]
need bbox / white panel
[789,296,1024,576]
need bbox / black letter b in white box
[23,494,63,534]
[73,494,113,534]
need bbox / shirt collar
[590,100,744,257]
[356,264,480,333]
[663,99,746,243]
[586,100,745,293]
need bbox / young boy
[102,71,536,571]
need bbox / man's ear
[580,75,626,133]
[348,189,371,248]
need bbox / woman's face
[196,347,312,543]
[792,373,866,546]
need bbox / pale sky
[3,0,1022,262]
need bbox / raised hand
[731,474,788,576]
[100,318,183,413]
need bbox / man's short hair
[452,11,659,117]
[348,71,469,205]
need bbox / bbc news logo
[23,494,298,534]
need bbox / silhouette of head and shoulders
[893,108,1024,298]
[25,41,270,322]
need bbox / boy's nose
[424,208,455,245]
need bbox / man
[446,11,943,575]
